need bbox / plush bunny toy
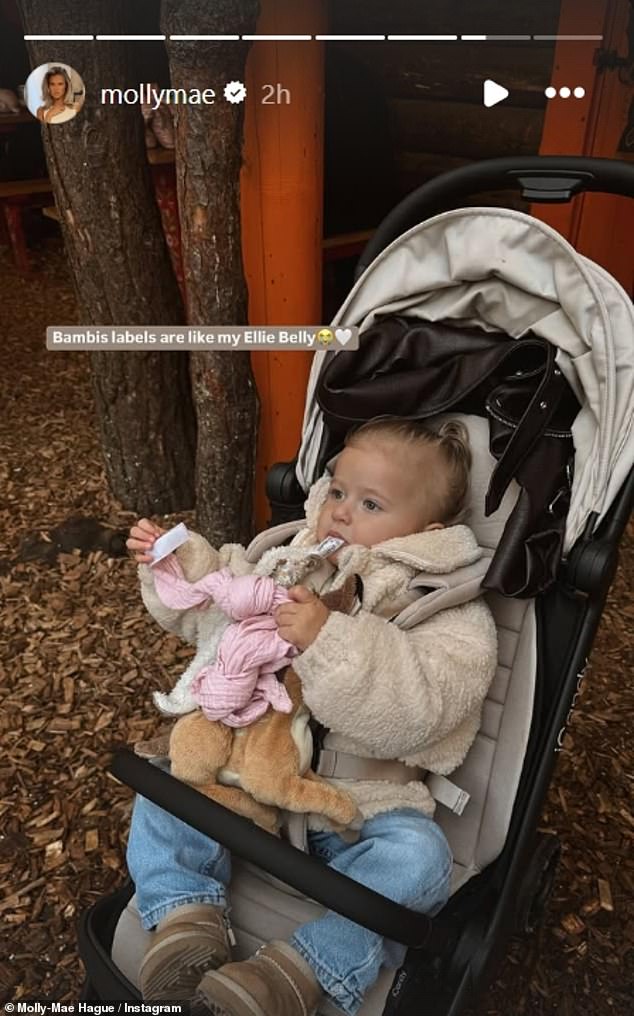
[136,539,361,835]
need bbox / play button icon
[484,79,509,108]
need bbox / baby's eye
[363,499,381,512]
[329,487,344,501]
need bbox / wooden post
[241,0,327,529]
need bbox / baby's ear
[320,573,358,614]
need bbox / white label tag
[149,523,189,565]
[314,535,345,557]
[426,774,471,816]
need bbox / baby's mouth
[328,531,347,546]
[316,533,346,558]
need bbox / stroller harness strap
[393,555,492,629]
[315,751,470,819]
[316,748,426,785]
[245,520,306,563]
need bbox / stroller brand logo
[555,661,588,752]
[390,969,408,997]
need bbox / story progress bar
[24,34,604,42]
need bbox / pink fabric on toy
[152,556,296,726]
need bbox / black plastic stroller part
[108,748,450,954]
[560,460,633,598]
[266,460,306,523]
[354,156,634,280]
[513,833,561,935]
[78,882,138,1002]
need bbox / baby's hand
[274,586,330,651]
[126,518,166,564]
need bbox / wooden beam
[329,0,560,36]
[390,98,542,160]
[326,41,555,109]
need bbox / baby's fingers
[133,553,154,564]
[136,518,164,537]
[274,603,296,623]
[128,527,154,544]
[127,531,156,565]
[128,519,164,545]
[125,542,154,564]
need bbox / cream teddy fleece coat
[138,476,498,823]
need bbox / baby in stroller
[125,416,498,1016]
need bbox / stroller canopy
[298,207,634,552]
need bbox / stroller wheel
[515,833,561,936]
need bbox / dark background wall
[324,0,561,231]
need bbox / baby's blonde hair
[345,417,472,525]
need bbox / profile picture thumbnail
[25,62,85,125]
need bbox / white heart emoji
[335,327,353,346]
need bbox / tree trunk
[18,0,196,515]
[162,0,260,546]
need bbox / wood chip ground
[0,239,631,1012]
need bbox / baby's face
[316,439,444,555]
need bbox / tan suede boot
[140,902,234,1001]
[193,940,324,1016]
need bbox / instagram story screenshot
[0,1,633,1013]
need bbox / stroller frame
[78,157,634,1014]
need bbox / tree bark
[18,0,196,515]
[162,0,260,546]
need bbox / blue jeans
[127,795,452,1016]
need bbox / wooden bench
[0,171,374,279]
[0,160,175,276]
[0,178,53,272]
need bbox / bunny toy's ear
[134,733,171,758]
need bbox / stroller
[78,157,634,1015]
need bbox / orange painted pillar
[534,0,608,238]
[571,0,634,295]
[535,0,634,293]
[241,1,328,529]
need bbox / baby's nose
[332,501,350,522]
